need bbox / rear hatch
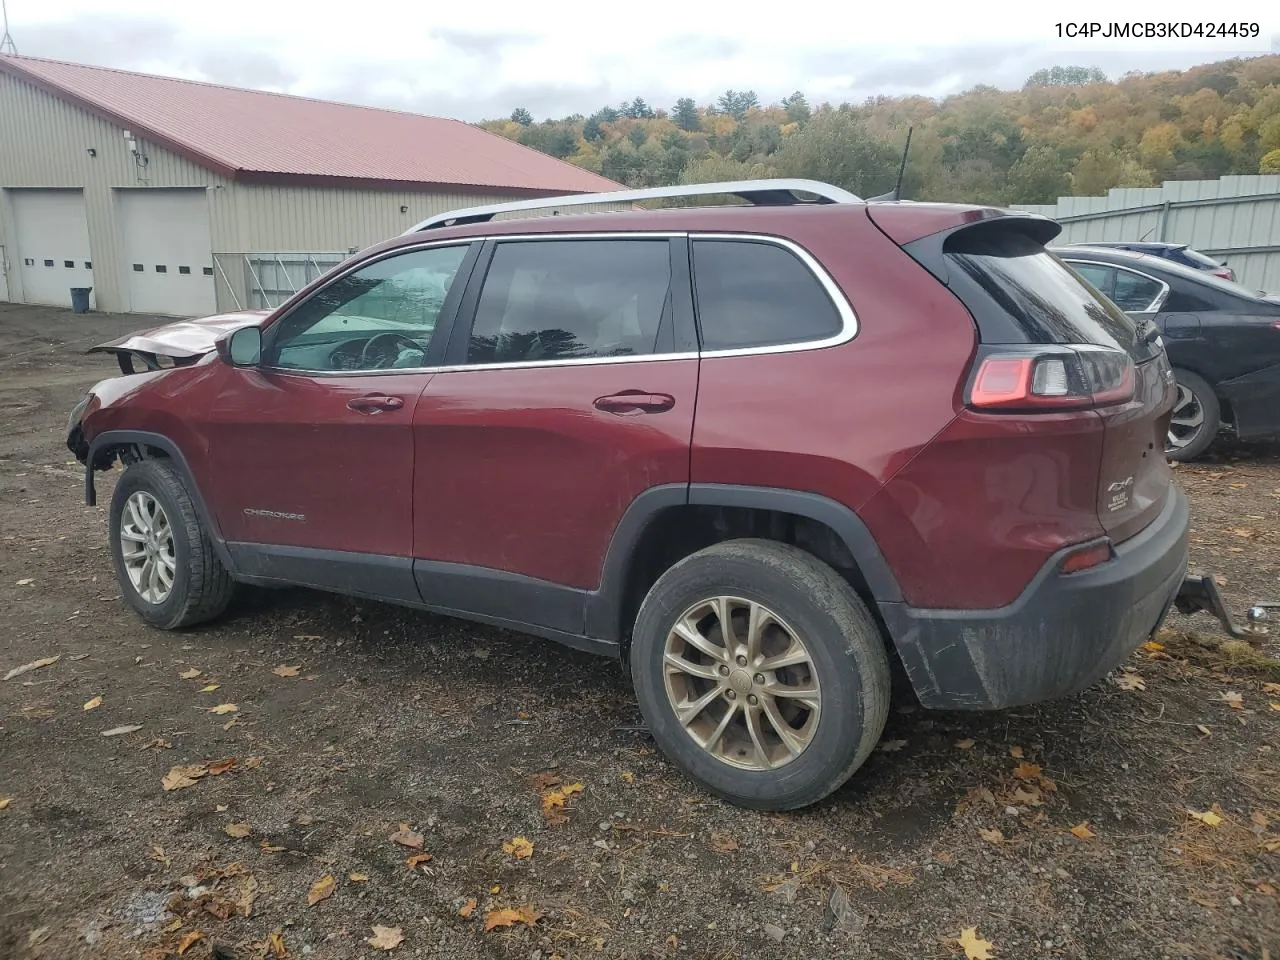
[873,206,1176,544]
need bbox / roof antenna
[0,0,16,54]
[867,125,912,203]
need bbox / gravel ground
[1,302,1278,960]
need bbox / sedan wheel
[119,490,177,604]
[1164,369,1221,463]
[1167,384,1204,452]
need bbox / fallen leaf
[209,703,238,715]
[955,739,975,750]
[243,756,263,769]
[1188,808,1223,827]
[390,825,424,849]
[176,930,205,955]
[82,695,103,711]
[265,930,287,958]
[540,782,584,823]
[162,763,208,791]
[1270,703,1280,712]
[1219,691,1244,709]
[1227,526,1257,539]
[957,926,995,960]
[978,828,1004,843]
[366,925,404,950]
[198,684,220,693]
[16,578,34,586]
[458,898,477,918]
[1009,785,1042,807]
[528,772,561,792]
[709,831,739,853]
[877,739,908,752]
[1142,640,1165,653]
[307,873,336,906]
[1263,682,1280,695]
[101,722,145,739]
[180,668,202,680]
[1115,672,1146,691]
[208,757,236,776]
[0,798,12,810]
[405,852,433,869]
[224,822,252,839]
[294,634,324,642]
[216,804,228,812]
[150,845,169,865]
[502,836,534,860]
[272,665,301,678]
[1070,822,1095,840]
[4,655,60,681]
[1012,762,1042,781]
[483,905,542,933]
[1196,724,1212,737]
[349,872,370,883]
[22,706,55,718]
[259,843,286,854]
[1250,811,1270,829]
[1008,746,1024,759]
[68,653,90,661]
[621,771,634,784]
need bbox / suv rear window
[945,228,1157,362]
[692,239,841,351]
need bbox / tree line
[480,56,1280,204]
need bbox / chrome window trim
[690,233,857,359]
[260,230,856,378]
[1063,257,1170,314]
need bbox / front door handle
[347,395,404,414]
[593,391,676,414]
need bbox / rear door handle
[593,391,676,414]
[347,395,404,414]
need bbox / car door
[196,241,478,598]
[410,234,698,635]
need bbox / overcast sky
[3,0,1276,120]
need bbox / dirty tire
[109,458,234,629]
[1166,368,1220,463]
[630,539,891,811]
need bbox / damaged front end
[1175,573,1278,643]
[86,309,271,375]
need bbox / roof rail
[404,178,862,233]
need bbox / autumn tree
[717,90,760,121]
[781,91,811,124]
[1007,144,1071,204]
[1025,65,1107,88]
[772,108,899,196]
[510,107,533,126]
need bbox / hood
[89,309,272,360]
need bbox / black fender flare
[584,482,903,642]
[84,430,236,573]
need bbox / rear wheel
[1165,369,1220,462]
[629,539,891,811]
[109,459,234,629]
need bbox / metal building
[0,55,618,316]
[1016,175,1280,295]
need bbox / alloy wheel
[1167,382,1205,451]
[119,491,177,604]
[662,596,821,771]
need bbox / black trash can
[70,287,92,314]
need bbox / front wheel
[1166,369,1220,463]
[629,539,891,811]
[109,459,234,629]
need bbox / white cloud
[4,0,1274,119]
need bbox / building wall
[1016,175,1280,295]
[1,71,615,314]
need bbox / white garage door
[117,188,216,317]
[10,189,94,308]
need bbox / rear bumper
[1218,362,1280,440]
[880,487,1189,710]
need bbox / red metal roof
[0,55,620,195]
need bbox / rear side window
[692,239,841,351]
[945,227,1156,361]
[468,239,672,364]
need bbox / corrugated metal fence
[1015,175,1280,295]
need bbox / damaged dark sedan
[1055,245,1280,461]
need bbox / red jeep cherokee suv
[68,179,1188,810]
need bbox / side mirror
[219,326,262,367]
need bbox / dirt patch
[1,303,1278,960]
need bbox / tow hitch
[1175,574,1279,643]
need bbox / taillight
[967,347,1135,412]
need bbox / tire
[1165,368,1220,463]
[629,539,891,811]
[108,458,234,629]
